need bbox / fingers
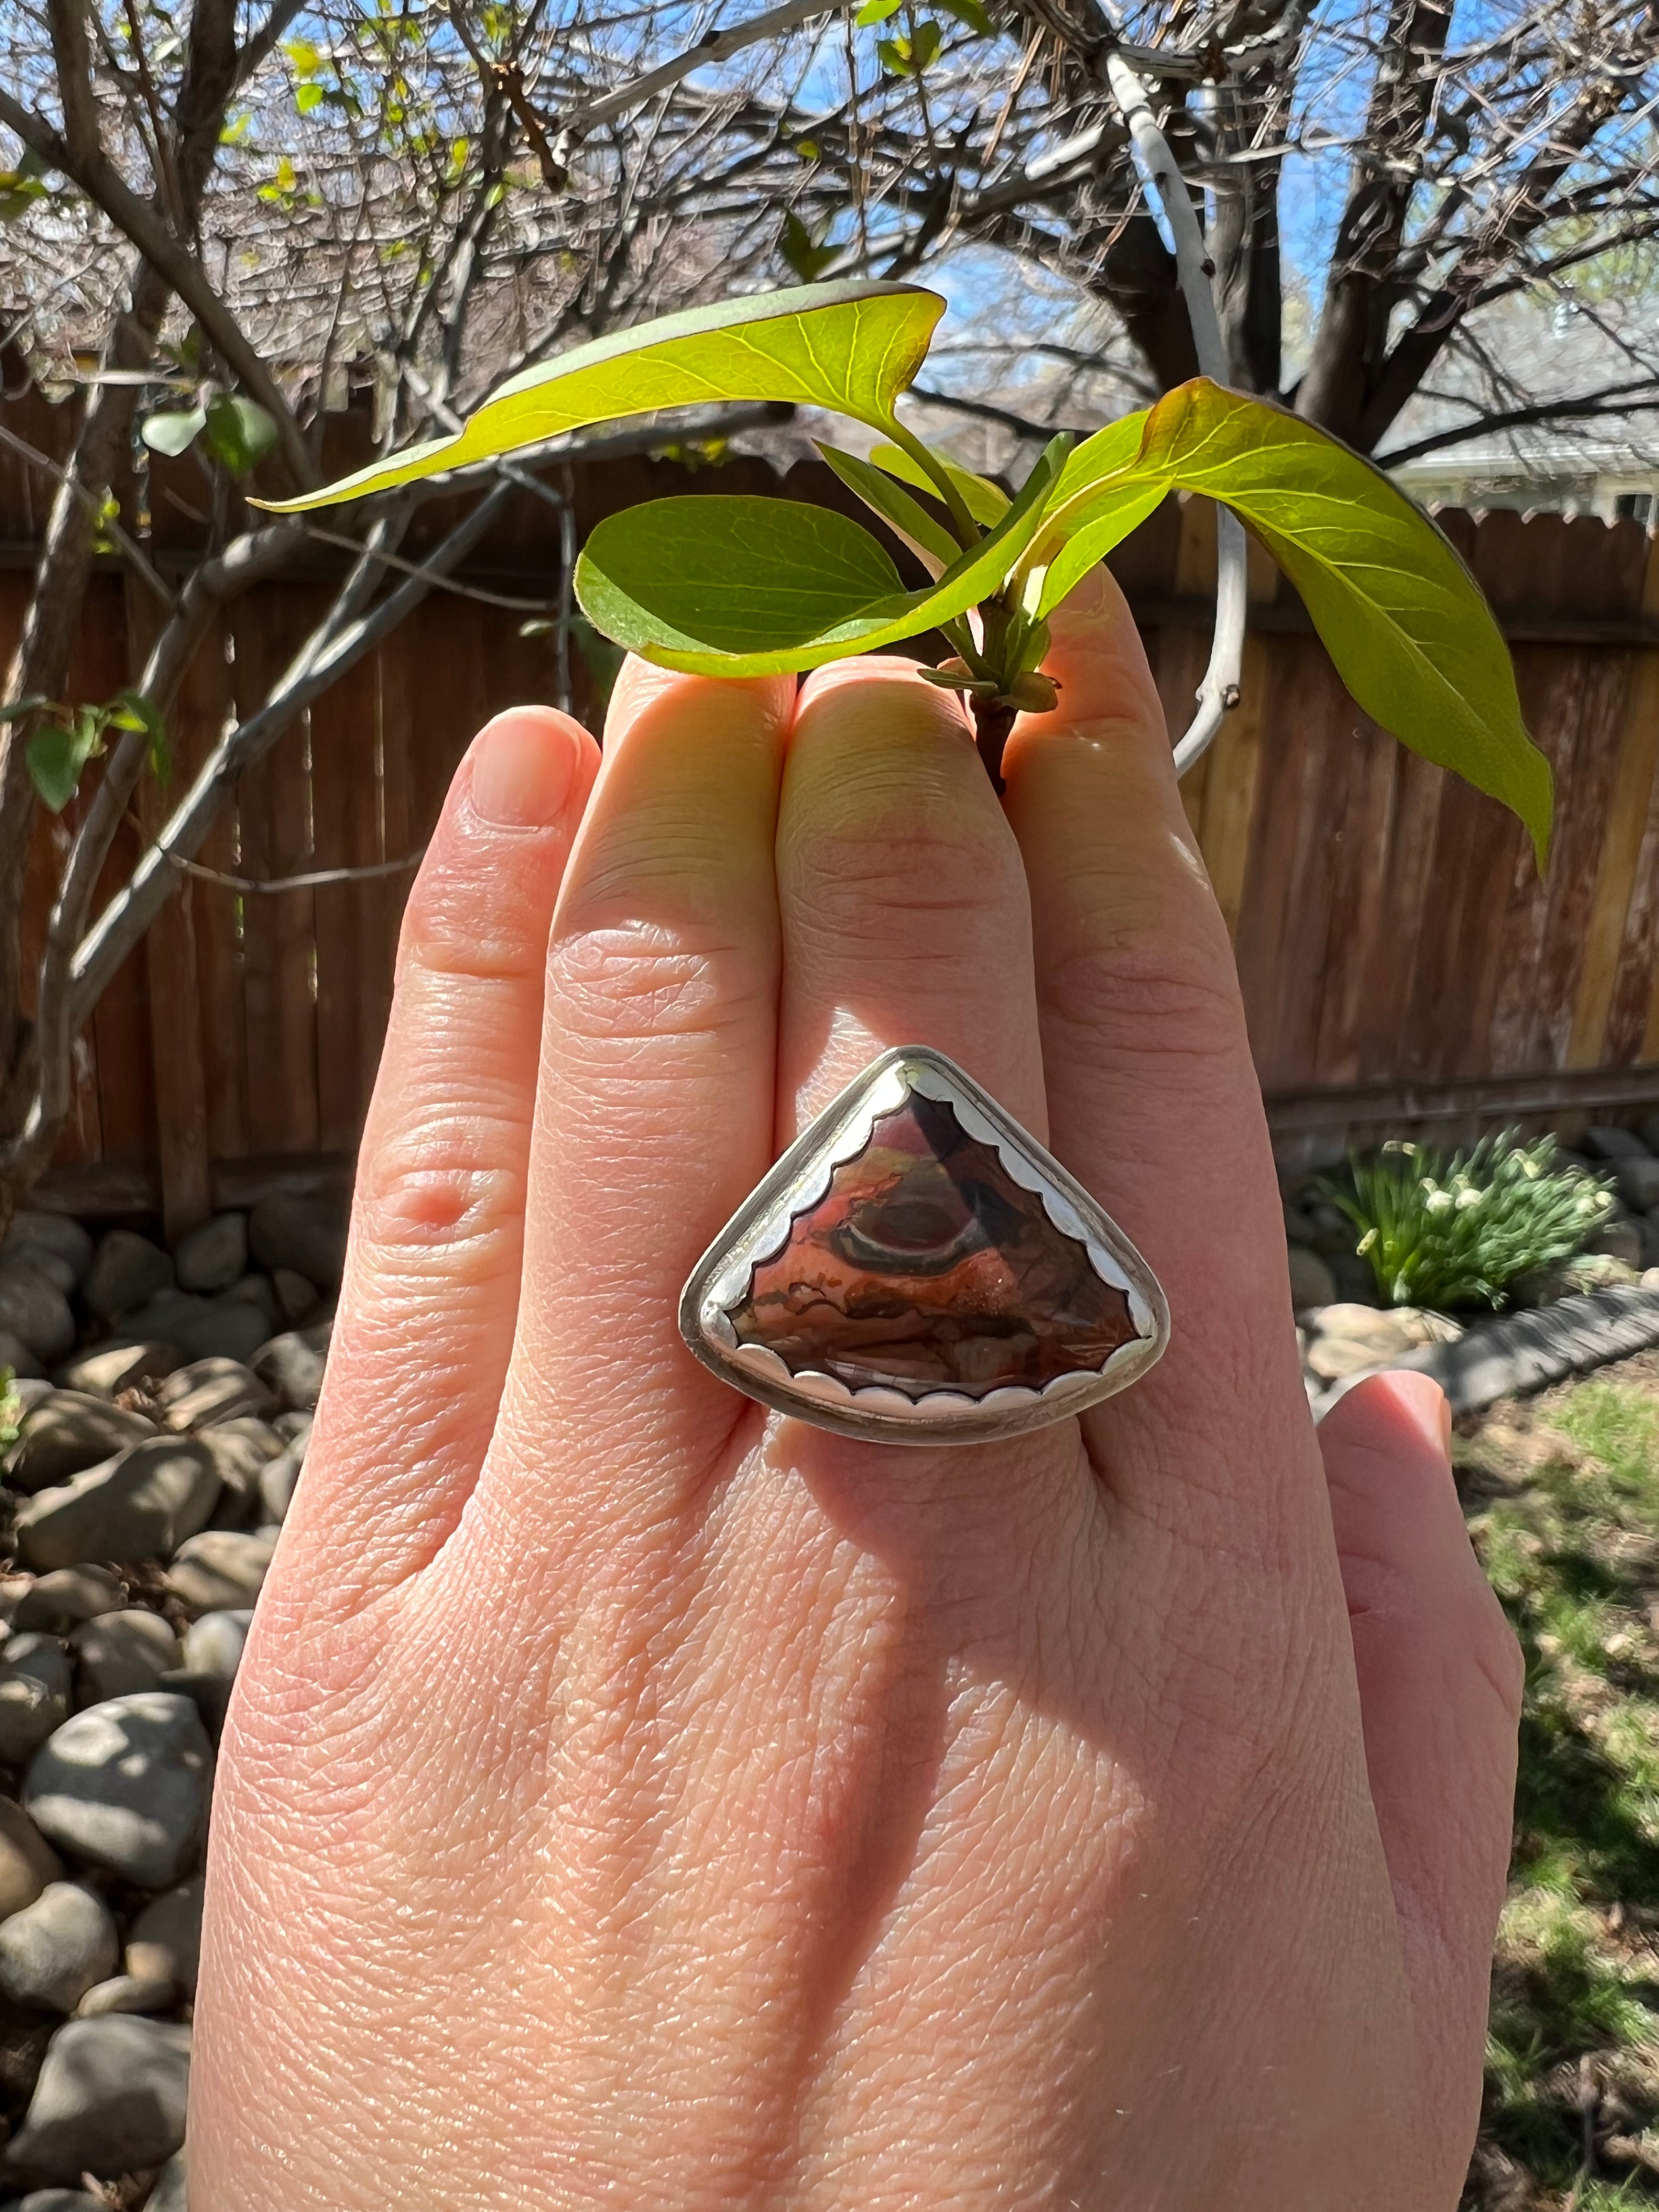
[1318,1373,1521,2127]
[284,707,598,1604]
[776,657,1044,1135]
[486,660,794,1517]
[1000,571,1313,1522]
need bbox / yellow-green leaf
[255,282,944,514]
[815,440,960,573]
[868,438,1008,524]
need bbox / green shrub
[1322,1131,1615,1311]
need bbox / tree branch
[562,0,837,138]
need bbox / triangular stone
[680,1047,1168,1443]
[730,1092,1135,1397]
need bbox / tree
[0,0,1652,1223]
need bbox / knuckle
[354,1121,525,1260]
[549,919,771,1049]
[1040,933,1246,1065]
[789,815,1023,941]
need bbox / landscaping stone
[132,1295,271,1366]
[0,1336,44,1383]
[10,1572,123,1635]
[220,1273,279,1330]
[127,1878,201,1996]
[53,1342,180,1401]
[0,1278,73,1366]
[0,2016,190,2181]
[0,2188,108,2210]
[146,2149,187,2212]
[273,1408,312,1446]
[258,1437,304,1523]
[1300,1303,1464,1383]
[0,1641,71,1769]
[249,1191,346,1289]
[13,1438,220,1572]
[1616,1155,1659,1212]
[273,1267,317,1323]
[3,1217,91,1288]
[173,1211,247,1293]
[183,1609,251,1680]
[0,1885,117,2015]
[1288,1245,1336,1312]
[81,1234,174,1324]
[69,1613,180,1704]
[0,1251,76,1301]
[4,1396,156,1495]
[165,1526,277,1614]
[1583,1125,1649,1161]
[73,1955,173,2017]
[251,1322,330,1412]
[200,1417,284,1527]
[0,1801,63,1921]
[1587,1215,1646,1268]
[7,1380,52,1417]
[24,1695,212,1889]
[1319,1285,1659,1418]
[1511,1254,1641,1307]
[156,1357,273,1432]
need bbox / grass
[1459,1362,1659,2209]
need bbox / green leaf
[855,0,902,20]
[295,81,325,113]
[779,212,836,283]
[0,696,53,724]
[1025,410,1159,611]
[573,437,1067,678]
[1039,380,1552,860]
[815,440,960,573]
[936,0,992,30]
[911,19,943,65]
[110,690,169,782]
[256,281,945,514]
[26,717,101,812]
[140,405,207,458]
[203,394,279,476]
[868,438,1008,525]
[283,36,323,72]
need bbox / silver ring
[679,1046,1170,1444]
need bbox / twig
[300,522,558,611]
[562,0,837,139]
[0,421,177,612]
[1103,46,1247,776]
[127,816,427,894]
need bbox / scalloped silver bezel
[678,1046,1170,1444]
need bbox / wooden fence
[6,373,1659,1223]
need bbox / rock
[258,1439,304,1524]
[166,1526,277,1614]
[72,1960,173,2017]
[0,1884,117,2014]
[81,1234,174,1325]
[1511,1254,1642,1307]
[1300,1303,1464,1384]
[146,2150,187,2212]
[122,1294,270,1367]
[183,1609,251,1680]
[249,1190,346,1289]
[127,1877,201,1996]
[1583,1124,1649,1161]
[1616,1155,1659,1212]
[1588,1214,1646,1268]
[0,1250,76,1301]
[69,1613,180,1704]
[273,1408,312,1446]
[251,1323,330,1413]
[24,1695,212,1889]
[0,2015,190,2181]
[0,2019,52,2124]
[3,1217,91,1289]
[220,1273,279,1330]
[13,1439,221,1573]
[0,1802,63,1921]
[4,1397,157,1496]
[200,1418,284,1527]
[155,1357,273,1432]
[54,1343,180,1402]
[172,1211,247,1294]
[10,1572,124,1636]
[0,2190,108,2210]
[273,1267,317,1324]
[1287,1245,1336,1312]
[0,1337,44,1384]
[0,1641,72,1769]
[0,1278,73,1366]
[155,1668,230,1740]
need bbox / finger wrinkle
[548,922,773,1047]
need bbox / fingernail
[1387,1370,1453,1464]
[470,712,576,828]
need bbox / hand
[191,572,1520,2210]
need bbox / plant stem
[970,693,1017,793]
[882,417,981,550]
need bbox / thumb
[1319,1372,1521,2104]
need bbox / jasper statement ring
[679,1047,1170,1444]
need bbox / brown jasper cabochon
[729,1093,1136,1400]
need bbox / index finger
[1000,571,1316,1528]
